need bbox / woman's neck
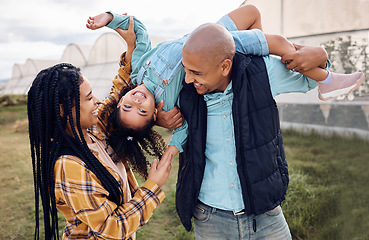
[65,125,92,144]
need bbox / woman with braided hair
[27,19,172,240]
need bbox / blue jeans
[193,202,292,240]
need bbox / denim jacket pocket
[148,37,186,83]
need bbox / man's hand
[155,100,184,130]
[86,12,114,30]
[281,44,328,72]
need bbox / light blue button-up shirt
[198,55,320,212]
[199,16,322,212]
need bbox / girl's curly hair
[101,85,167,179]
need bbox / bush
[0,94,27,106]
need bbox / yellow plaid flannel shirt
[54,53,165,239]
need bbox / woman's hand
[148,151,173,188]
[114,17,136,64]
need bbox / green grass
[0,105,34,239]
[1,104,369,239]
[282,130,369,240]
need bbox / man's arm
[266,55,320,97]
[155,100,184,130]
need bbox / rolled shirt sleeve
[217,14,269,56]
[231,29,269,56]
[168,120,188,153]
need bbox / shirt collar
[87,125,106,141]
[204,80,233,101]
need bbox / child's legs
[299,68,329,82]
[216,15,238,31]
[227,4,263,31]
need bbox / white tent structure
[3,59,59,95]
[2,32,169,100]
[60,44,92,68]
[80,32,127,99]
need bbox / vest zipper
[243,160,257,232]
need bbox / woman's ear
[153,108,158,122]
[60,104,64,118]
[117,96,124,108]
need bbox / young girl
[87,4,364,158]
[27,25,172,239]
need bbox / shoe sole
[318,73,365,101]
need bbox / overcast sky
[0,0,242,80]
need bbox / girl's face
[117,84,157,130]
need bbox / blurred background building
[244,0,369,140]
[2,0,369,139]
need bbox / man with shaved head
[176,20,324,240]
[181,23,236,95]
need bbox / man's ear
[221,59,232,76]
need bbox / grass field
[1,104,369,240]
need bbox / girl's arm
[161,145,180,163]
[92,17,135,132]
[87,12,151,80]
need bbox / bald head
[183,23,236,65]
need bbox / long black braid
[27,63,123,240]
[101,85,167,179]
